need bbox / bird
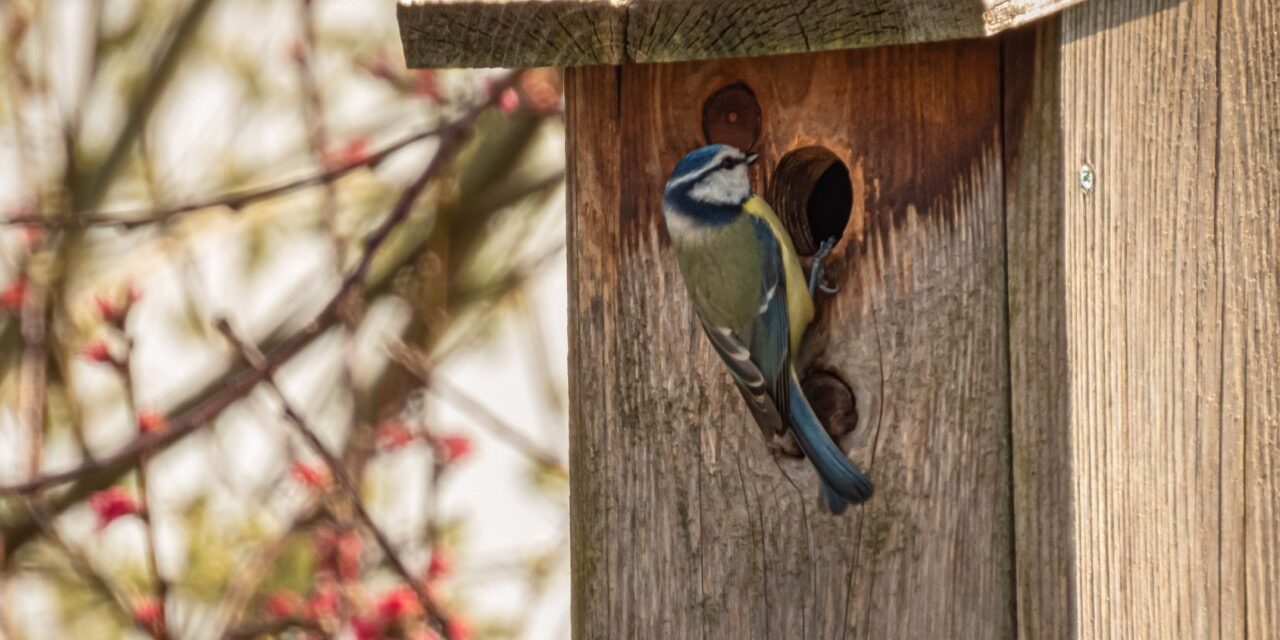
[662,143,873,514]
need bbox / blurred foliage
[0,0,569,638]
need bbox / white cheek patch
[690,164,750,206]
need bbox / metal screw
[1078,163,1096,194]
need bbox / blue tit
[662,144,873,514]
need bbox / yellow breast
[742,195,814,352]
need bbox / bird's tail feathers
[787,370,874,512]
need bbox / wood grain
[567,41,1012,639]
[1058,0,1280,636]
[398,0,1085,68]
[1002,17,1075,640]
[1217,0,1280,637]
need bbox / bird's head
[664,144,758,213]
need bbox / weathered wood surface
[398,0,1085,68]
[567,41,1013,639]
[1220,2,1280,635]
[1002,17,1075,640]
[1060,0,1280,636]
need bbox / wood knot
[702,82,761,152]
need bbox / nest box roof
[398,0,1082,68]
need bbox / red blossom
[18,224,43,247]
[377,421,416,451]
[94,284,141,326]
[131,595,163,628]
[363,50,396,81]
[286,38,306,65]
[88,487,140,530]
[336,530,363,581]
[325,138,369,169]
[94,296,123,324]
[412,70,440,102]
[519,70,562,116]
[137,411,168,435]
[264,590,305,617]
[375,586,421,622]
[426,550,451,582]
[0,278,28,311]
[434,435,472,465]
[82,340,114,364]
[291,461,330,490]
[306,584,340,620]
[445,616,472,640]
[497,87,519,114]
[353,615,384,640]
[314,526,363,581]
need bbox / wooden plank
[564,65,622,639]
[1060,1,1243,636]
[567,40,1012,639]
[1002,18,1075,640]
[399,0,625,68]
[398,0,1085,68]
[1218,0,1280,637]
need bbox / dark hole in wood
[701,82,761,152]
[769,146,853,256]
[775,370,858,458]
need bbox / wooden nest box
[399,0,1279,637]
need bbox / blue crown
[670,144,733,181]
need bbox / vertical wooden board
[1060,1,1230,637]
[564,65,622,640]
[1218,0,1280,637]
[1003,18,1076,640]
[568,41,1013,638]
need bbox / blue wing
[698,218,791,436]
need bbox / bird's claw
[808,236,840,296]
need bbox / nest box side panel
[1060,0,1280,636]
[567,41,1012,638]
[1002,18,1075,640]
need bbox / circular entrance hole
[769,146,853,256]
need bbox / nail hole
[769,146,853,256]
[702,82,761,152]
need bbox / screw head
[1078,163,1096,194]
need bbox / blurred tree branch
[1,71,540,559]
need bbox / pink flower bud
[0,278,28,311]
[88,487,140,530]
[137,411,168,435]
[291,461,331,490]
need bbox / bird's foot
[808,236,840,296]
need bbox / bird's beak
[746,153,759,165]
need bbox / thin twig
[216,320,455,639]
[119,344,171,639]
[5,122,453,229]
[18,274,47,477]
